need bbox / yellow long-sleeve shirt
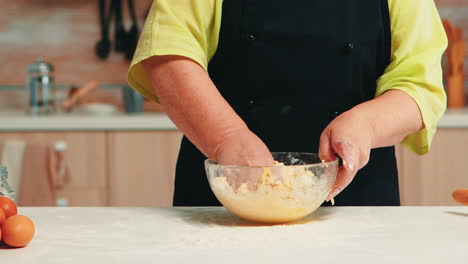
[128,0,447,155]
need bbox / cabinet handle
[48,141,71,190]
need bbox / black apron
[173,0,400,206]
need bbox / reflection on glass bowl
[205,152,338,224]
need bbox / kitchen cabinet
[0,132,107,206]
[1,126,466,206]
[396,129,468,206]
[0,130,182,207]
[107,129,467,206]
[107,131,182,206]
[0,130,183,207]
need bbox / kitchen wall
[0,0,466,85]
[0,0,152,85]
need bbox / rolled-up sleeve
[127,0,222,103]
[376,0,448,155]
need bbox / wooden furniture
[107,131,182,206]
[1,128,467,206]
[0,132,108,206]
[0,131,183,206]
[396,129,468,205]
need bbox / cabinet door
[397,129,468,206]
[107,131,182,206]
[0,132,107,206]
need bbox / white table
[3,207,468,263]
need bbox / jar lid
[28,57,54,74]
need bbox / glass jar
[27,57,55,115]
[0,165,16,200]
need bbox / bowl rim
[205,152,339,168]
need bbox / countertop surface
[0,111,177,131]
[1,109,468,131]
[3,207,468,263]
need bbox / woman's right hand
[142,55,272,167]
[214,128,274,167]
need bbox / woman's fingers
[332,139,356,171]
[326,139,359,201]
[215,128,274,166]
[319,129,335,162]
[327,162,356,201]
[319,109,374,203]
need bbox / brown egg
[2,215,35,247]
[0,209,5,225]
[0,196,17,218]
[452,189,468,205]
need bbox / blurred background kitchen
[0,0,466,207]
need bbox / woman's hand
[319,108,376,201]
[319,90,424,202]
[142,56,272,166]
[214,128,274,167]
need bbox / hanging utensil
[113,0,127,53]
[95,0,114,59]
[124,0,139,60]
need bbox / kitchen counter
[0,112,177,131]
[3,207,468,263]
[438,108,468,128]
[1,109,468,131]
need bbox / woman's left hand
[318,108,376,201]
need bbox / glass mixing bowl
[205,152,338,224]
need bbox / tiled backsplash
[0,0,466,86]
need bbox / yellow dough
[210,162,328,224]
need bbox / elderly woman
[128,0,447,206]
